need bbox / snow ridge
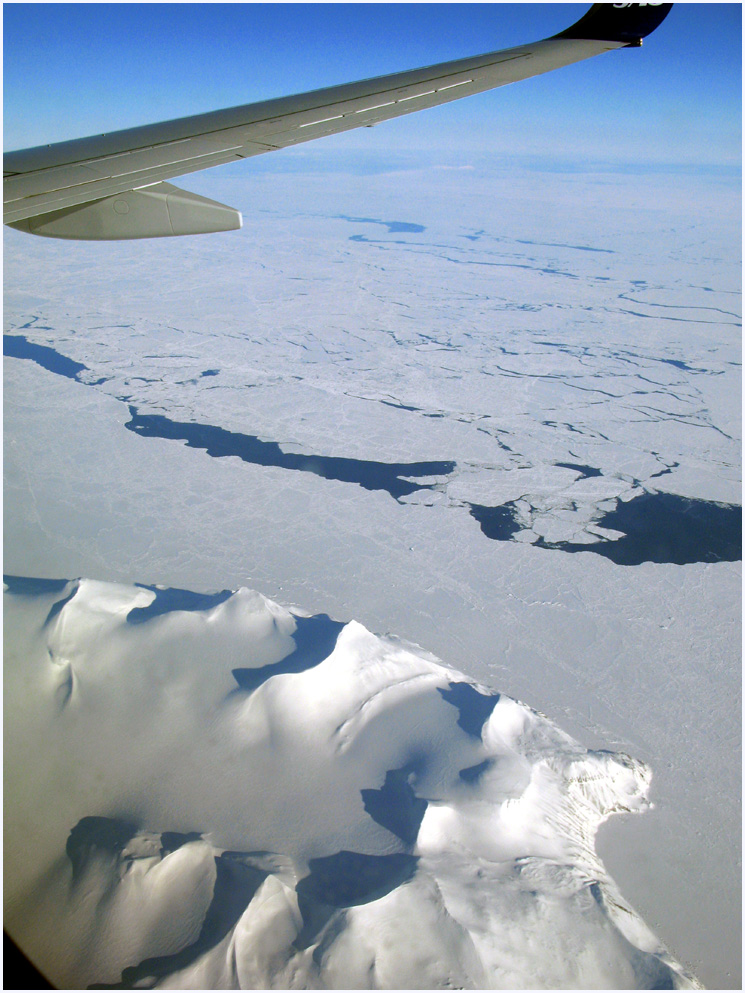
[4,578,700,989]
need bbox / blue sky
[3,4,741,174]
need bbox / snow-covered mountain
[4,577,699,989]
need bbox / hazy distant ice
[4,164,741,987]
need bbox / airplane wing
[3,3,673,240]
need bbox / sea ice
[4,164,740,987]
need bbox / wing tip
[555,3,674,46]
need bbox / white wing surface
[3,3,673,240]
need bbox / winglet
[555,3,673,47]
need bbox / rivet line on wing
[299,114,346,129]
[301,78,476,128]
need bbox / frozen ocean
[4,157,741,985]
